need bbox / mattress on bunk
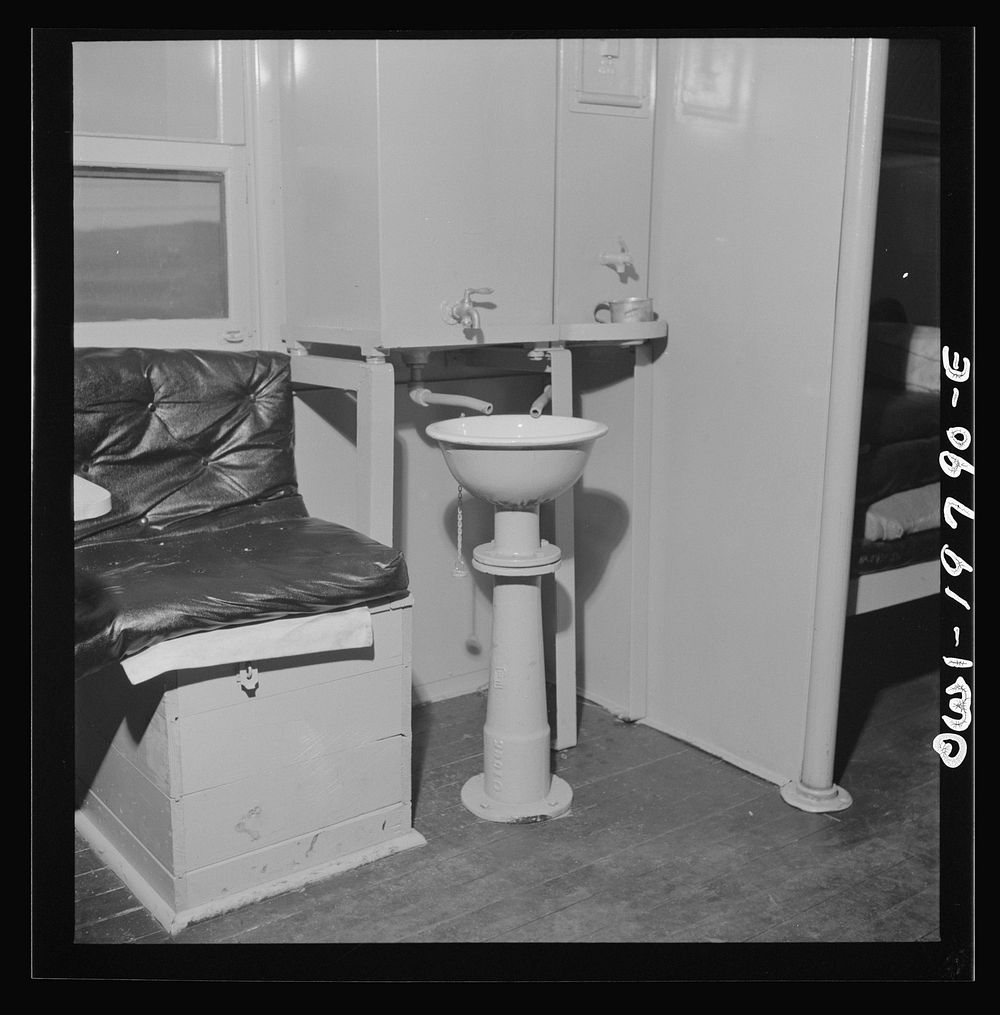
[852,322,941,578]
[852,480,940,577]
[853,525,940,577]
[855,432,939,507]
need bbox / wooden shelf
[559,320,667,345]
[288,319,667,356]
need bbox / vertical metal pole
[625,341,654,720]
[781,38,888,812]
[547,345,578,749]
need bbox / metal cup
[594,296,654,323]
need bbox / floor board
[64,597,965,973]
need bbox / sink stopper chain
[453,484,470,578]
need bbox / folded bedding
[863,482,939,542]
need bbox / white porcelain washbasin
[426,414,608,508]
[427,413,609,821]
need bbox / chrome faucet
[443,288,494,330]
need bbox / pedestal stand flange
[473,543,561,577]
[779,780,853,813]
[473,538,561,573]
[461,772,573,823]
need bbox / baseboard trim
[76,809,426,936]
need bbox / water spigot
[600,239,634,276]
[443,288,494,330]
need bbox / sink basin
[426,415,609,508]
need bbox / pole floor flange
[779,780,853,813]
[461,773,573,823]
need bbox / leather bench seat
[75,512,407,679]
[74,347,408,679]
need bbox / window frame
[72,135,254,350]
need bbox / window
[75,167,229,323]
[72,136,253,349]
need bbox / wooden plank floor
[68,596,965,973]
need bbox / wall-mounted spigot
[442,288,495,331]
[599,239,634,276]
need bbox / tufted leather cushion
[74,516,408,679]
[74,348,408,679]
[75,347,304,542]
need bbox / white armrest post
[356,358,396,548]
[290,353,396,548]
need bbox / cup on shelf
[593,296,655,323]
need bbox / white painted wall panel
[554,39,657,323]
[281,40,383,331]
[375,39,558,333]
[644,38,858,783]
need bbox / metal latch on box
[237,663,260,697]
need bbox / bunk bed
[848,37,941,618]
[848,315,940,614]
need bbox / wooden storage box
[75,597,423,934]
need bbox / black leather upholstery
[75,347,304,542]
[74,348,408,678]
